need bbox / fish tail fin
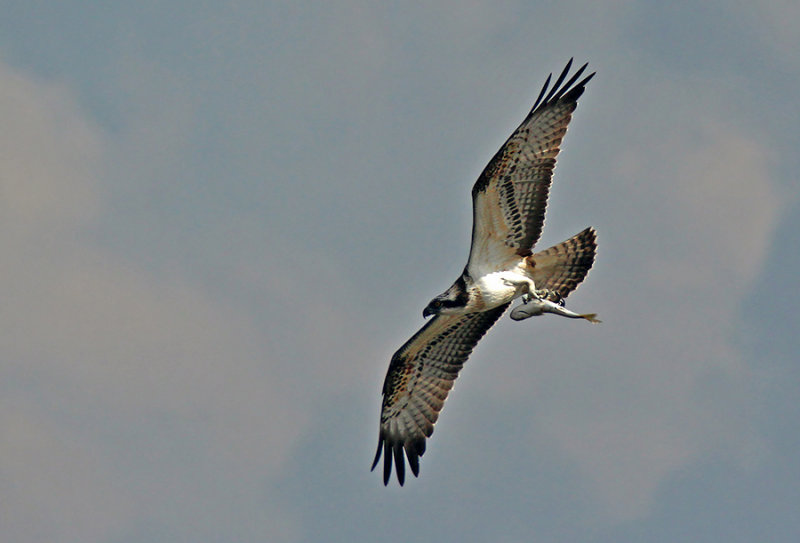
[579,313,601,323]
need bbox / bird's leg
[521,280,541,304]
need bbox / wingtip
[373,433,427,486]
[393,444,406,486]
[531,72,552,111]
[407,440,422,478]
[382,441,392,485]
[530,60,594,114]
[580,226,598,245]
[579,70,596,89]
[375,438,407,486]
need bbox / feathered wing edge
[468,59,596,267]
[471,59,595,199]
[371,303,510,485]
[511,59,596,255]
[526,58,595,123]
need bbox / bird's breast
[471,271,530,310]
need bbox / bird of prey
[372,60,599,485]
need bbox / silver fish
[510,296,600,323]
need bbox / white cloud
[0,400,132,542]
[634,122,781,291]
[739,1,800,64]
[0,59,307,542]
[0,65,101,234]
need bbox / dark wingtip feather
[371,432,392,486]
[373,433,426,485]
[407,452,420,478]
[555,63,588,98]
[371,435,383,472]
[393,444,406,486]
[561,69,595,103]
[530,60,594,116]
[382,440,391,485]
[530,72,552,112]
[542,57,573,104]
[406,438,424,478]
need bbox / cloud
[0,65,101,234]
[738,1,800,64]
[0,59,308,542]
[0,400,132,542]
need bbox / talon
[534,288,555,301]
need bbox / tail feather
[529,227,597,300]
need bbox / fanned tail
[529,227,597,301]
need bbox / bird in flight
[372,60,599,485]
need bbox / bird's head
[423,278,468,318]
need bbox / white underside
[473,269,536,310]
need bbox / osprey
[372,60,599,485]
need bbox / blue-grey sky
[1,2,798,542]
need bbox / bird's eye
[433,300,442,308]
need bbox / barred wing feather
[372,303,510,485]
[531,226,597,300]
[468,59,595,274]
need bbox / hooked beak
[422,306,435,318]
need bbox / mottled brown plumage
[372,304,509,485]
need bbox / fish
[510,296,600,323]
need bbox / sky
[1,1,798,542]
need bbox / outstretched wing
[468,59,594,275]
[372,303,510,485]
